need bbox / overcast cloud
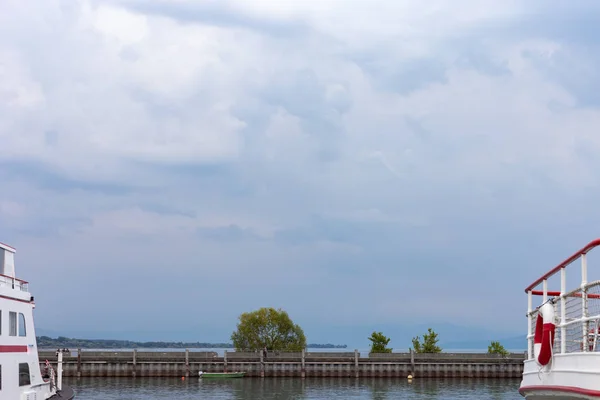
[2,0,600,346]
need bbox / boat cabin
[0,242,59,399]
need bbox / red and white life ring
[581,328,596,351]
[534,302,555,366]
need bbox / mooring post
[224,350,228,373]
[132,349,137,378]
[260,350,265,378]
[77,348,81,378]
[57,350,63,391]
[301,349,306,379]
[354,349,359,379]
[185,349,190,378]
[410,348,415,376]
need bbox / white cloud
[3,0,600,338]
[93,4,149,46]
[1,1,595,229]
[2,0,588,186]
[0,1,251,174]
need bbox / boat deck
[49,385,75,400]
[521,239,600,397]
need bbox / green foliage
[487,341,509,356]
[411,328,442,353]
[230,307,307,351]
[368,331,393,353]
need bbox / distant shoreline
[36,336,348,349]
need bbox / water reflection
[70,376,523,399]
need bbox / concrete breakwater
[38,350,525,379]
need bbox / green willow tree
[231,307,307,351]
[368,331,393,353]
[411,328,442,353]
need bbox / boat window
[8,312,16,336]
[19,363,30,386]
[18,313,26,337]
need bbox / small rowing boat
[199,371,246,378]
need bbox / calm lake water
[69,377,523,399]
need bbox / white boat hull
[520,355,600,399]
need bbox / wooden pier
[38,350,525,379]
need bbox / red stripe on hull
[520,385,600,397]
[0,345,28,353]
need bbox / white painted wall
[0,247,15,277]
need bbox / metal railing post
[527,291,533,360]
[582,254,589,351]
[561,267,566,354]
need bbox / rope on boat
[537,330,554,380]
[44,359,57,390]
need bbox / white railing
[528,281,600,356]
[525,239,600,359]
[0,274,29,292]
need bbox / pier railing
[37,349,526,378]
[38,349,526,362]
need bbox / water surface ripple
[70,377,523,399]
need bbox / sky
[3,0,600,348]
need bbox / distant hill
[442,335,526,351]
[35,336,347,349]
[36,321,522,351]
[306,321,523,350]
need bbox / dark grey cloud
[0,160,133,195]
[136,203,196,219]
[117,0,309,37]
[453,0,600,107]
[524,47,600,107]
[197,224,261,242]
[5,216,91,238]
[351,54,449,95]
[453,47,511,77]
[510,0,600,44]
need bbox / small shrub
[488,341,509,356]
[368,331,392,353]
[411,328,442,353]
